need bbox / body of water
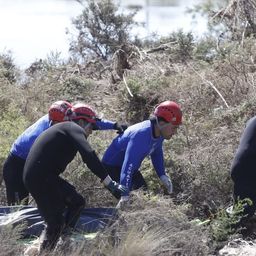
[0,0,207,69]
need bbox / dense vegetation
[0,0,256,255]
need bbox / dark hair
[72,119,79,125]
[150,116,168,124]
[72,119,89,126]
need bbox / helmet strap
[156,118,165,137]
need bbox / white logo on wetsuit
[125,163,133,188]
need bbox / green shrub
[210,198,252,241]
[69,0,137,60]
[61,76,95,102]
[0,52,17,84]
[0,105,29,160]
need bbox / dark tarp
[0,206,117,238]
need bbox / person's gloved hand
[113,122,128,134]
[116,196,130,210]
[160,174,173,194]
[105,180,127,199]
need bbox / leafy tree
[0,52,17,84]
[69,0,137,60]
[188,0,256,41]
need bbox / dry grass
[81,192,211,256]
[0,6,256,254]
[0,224,25,256]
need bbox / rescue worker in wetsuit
[102,101,182,209]
[2,101,127,206]
[3,100,73,205]
[23,103,126,252]
[231,116,256,218]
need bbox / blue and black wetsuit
[231,116,256,217]
[3,116,117,205]
[102,119,167,196]
[3,114,51,205]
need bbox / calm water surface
[0,0,207,69]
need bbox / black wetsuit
[23,121,109,251]
[231,116,256,217]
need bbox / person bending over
[3,101,127,206]
[23,103,126,253]
[3,100,72,205]
[102,101,182,209]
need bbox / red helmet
[71,103,97,124]
[154,101,182,125]
[48,100,73,122]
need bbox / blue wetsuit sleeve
[11,115,51,159]
[120,135,147,196]
[95,119,115,130]
[150,146,166,177]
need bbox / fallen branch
[146,46,169,53]
[123,71,133,97]
[146,41,177,54]
[190,65,229,108]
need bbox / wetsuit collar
[150,119,159,139]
